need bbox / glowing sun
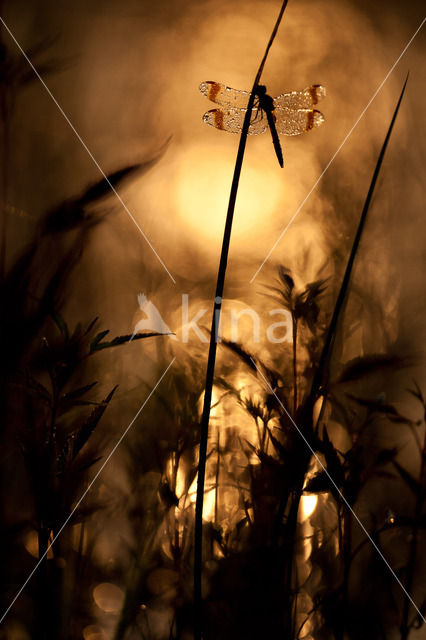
[174,144,285,244]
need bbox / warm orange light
[300,494,318,521]
[174,144,284,244]
[24,530,54,559]
[187,475,216,522]
[93,583,124,614]
[83,625,107,640]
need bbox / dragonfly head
[255,84,267,96]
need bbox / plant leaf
[60,381,98,407]
[59,386,118,467]
[220,338,258,372]
[90,329,110,351]
[91,331,160,352]
[335,355,408,384]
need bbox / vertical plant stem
[292,315,298,414]
[400,413,426,639]
[338,504,352,640]
[0,100,9,282]
[214,429,220,527]
[0,7,11,282]
[36,527,50,640]
[0,48,9,281]
[193,2,288,637]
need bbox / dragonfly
[199,81,326,168]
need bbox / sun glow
[174,144,285,243]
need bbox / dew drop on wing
[311,84,326,102]
[274,85,327,110]
[275,108,325,136]
[199,81,209,97]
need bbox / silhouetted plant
[0,159,163,639]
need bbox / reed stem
[193,2,289,637]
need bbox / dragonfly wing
[248,112,269,135]
[274,107,325,136]
[202,108,244,133]
[274,85,326,110]
[199,81,251,108]
[202,108,268,135]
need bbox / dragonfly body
[200,80,326,167]
[254,85,284,167]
